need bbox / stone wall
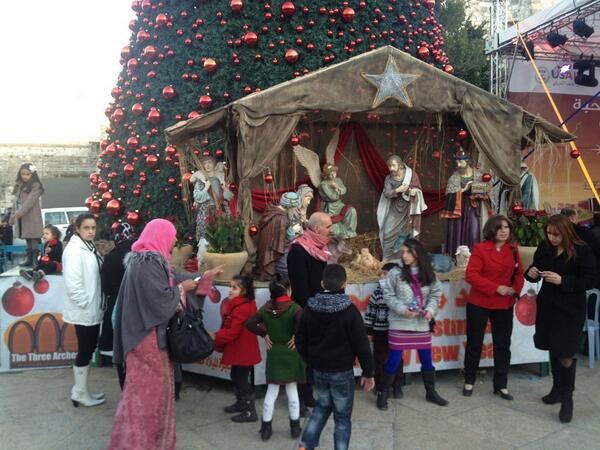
[0,142,98,211]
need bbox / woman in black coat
[525,214,596,423]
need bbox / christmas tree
[91,0,449,239]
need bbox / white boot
[87,364,105,400]
[71,365,105,407]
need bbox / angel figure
[293,132,357,239]
[190,156,233,258]
[377,155,427,260]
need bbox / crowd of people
[3,163,599,450]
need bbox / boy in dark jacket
[296,264,374,450]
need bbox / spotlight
[547,31,568,47]
[574,60,598,87]
[573,18,594,38]
[560,63,571,74]
[520,40,535,60]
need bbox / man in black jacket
[288,212,333,411]
[296,264,374,450]
[287,212,332,307]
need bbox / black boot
[224,388,243,413]
[542,356,561,405]
[174,381,182,402]
[559,360,576,423]
[290,418,301,438]
[422,370,449,406]
[231,394,258,423]
[376,372,394,411]
[392,377,404,399]
[19,269,34,281]
[21,249,33,267]
[259,420,272,441]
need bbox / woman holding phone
[525,214,596,423]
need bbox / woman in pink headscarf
[108,219,197,450]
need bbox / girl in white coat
[63,213,105,407]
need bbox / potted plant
[202,211,248,281]
[513,210,548,270]
[168,216,195,270]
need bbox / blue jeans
[300,369,355,450]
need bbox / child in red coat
[213,275,261,423]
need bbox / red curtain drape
[235,122,445,216]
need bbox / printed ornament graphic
[34,278,50,294]
[2,282,35,316]
[515,289,537,326]
[208,287,221,304]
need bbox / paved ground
[2,358,600,450]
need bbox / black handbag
[167,301,214,364]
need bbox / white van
[42,207,88,238]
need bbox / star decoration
[361,56,419,109]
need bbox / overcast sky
[0,1,133,143]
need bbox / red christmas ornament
[285,49,299,63]
[417,46,430,59]
[143,45,157,59]
[40,255,51,265]
[90,200,102,213]
[199,95,213,109]
[162,85,176,100]
[228,182,238,193]
[124,163,135,176]
[443,64,454,74]
[281,1,296,16]
[230,0,243,12]
[34,278,49,295]
[570,149,581,159]
[182,172,193,184]
[131,103,144,115]
[146,154,159,168]
[107,199,122,216]
[101,191,113,203]
[512,203,524,214]
[244,31,258,46]
[457,129,468,140]
[84,196,93,208]
[112,108,125,123]
[98,181,109,192]
[203,58,217,73]
[126,211,141,226]
[290,135,300,146]
[248,224,259,236]
[425,0,436,9]
[165,145,177,156]
[2,282,35,316]
[167,177,177,185]
[156,13,168,26]
[482,172,492,182]
[126,136,139,150]
[127,58,138,71]
[215,148,224,157]
[264,170,274,184]
[147,108,161,124]
[342,7,355,22]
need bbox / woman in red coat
[463,215,524,399]
[212,275,261,423]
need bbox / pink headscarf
[131,219,177,261]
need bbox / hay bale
[337,231,382,265]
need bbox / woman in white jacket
[63,213,105,407]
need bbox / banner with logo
[508,60,600,208]
[185,279,547,382]
[0,271,77,372]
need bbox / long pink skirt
[108,329,175,450]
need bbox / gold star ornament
[361,56,419,109]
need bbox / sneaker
[32,270,44,283]
[19,269,33,281]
